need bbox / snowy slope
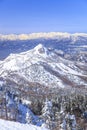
[0,119,48,130]
[0,44,87,88]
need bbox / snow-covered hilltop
[0,44,87,89]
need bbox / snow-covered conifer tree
[26,110,33,124]
[42,98,53,129]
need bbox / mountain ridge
[1,32,87,41]
[0,44,87,90]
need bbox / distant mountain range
[0,44,87,90]
[0,32,87,41]
[0,32,87,63]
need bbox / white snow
[0,119,49,130]
[0,44,87,88]
[22,99,31,105]
[34,44,49,57]
[0,81,4,86]
[3,58,19,71]
[77,45,87,48]
[0,32,87,41]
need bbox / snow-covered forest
[0,44,87,130]
[0,82,87,130]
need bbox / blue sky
[0,0,87,34]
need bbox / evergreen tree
[42,98,54,129]
[26,110,33,124]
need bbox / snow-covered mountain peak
[34,44,49,56]
[0,44,87,89]
[0,44,50,72]
[34,44,44,50]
